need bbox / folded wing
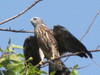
[23,36,41,69]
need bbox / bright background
[0,0,100,75]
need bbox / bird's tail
[49,59,70,75]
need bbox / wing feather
[23,36,41,68]
[53,25,93,58]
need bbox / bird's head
[30,17,44,27]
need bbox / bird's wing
[53,25,93,58]
[23,36,41,68]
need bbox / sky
[0,0,100,75]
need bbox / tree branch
[0,0,42,25]
[96,45,100,49]
[0,28,33,33]
[35,49,100,68]
[68,64,89,69]
[80,9,100,41]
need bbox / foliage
[0,40,78,75]
[0,40,47,75]
[0,46,25,75]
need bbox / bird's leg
[39,48,45,65]
[50,53,56,60]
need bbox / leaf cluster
[0,40,78,75]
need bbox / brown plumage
[31,17,60,60]
[23,35,70,75]
[23,17,93,75]
[30,17,70,75]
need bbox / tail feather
[87,51,93,58]
[49,59,70,75]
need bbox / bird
[30,17,70,75]
[30,17,93,59]
[23,36,70,75]
[30,17,60,61]
[23,17,93,75]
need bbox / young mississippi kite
[23,17,93,75]
[23,36,70,75]
[30,17,92,59]
[30,17,71,75]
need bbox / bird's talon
[51,56,55,59]
[39,61,43,65]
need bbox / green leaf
[19,68,25,75]
[0,47,3,52]
[6,46,16,53]
[39,70,47,74]
[49,71,56,75]
[0,55,11,68]
[6,61,25,75]
[6,63,17,70]
[70,65,78,75]
[3,70,16,75]
[9,44,23,50]
[9,54,21,63]
[6,44,23,53]
[27,57,33,62]
[70,70,78,75]
[12,64,25,73]
[16,54,24,58]
[0,64,3,68]
[73,64,78,70]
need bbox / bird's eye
[33,18,37,20]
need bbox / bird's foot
[38,60,44,65]
[50,56,55,60]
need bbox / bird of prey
[23,17,93,75]
[23,36,70,75]
[30,17,70,75]
[30,17,60,61]
[30,17,92,60]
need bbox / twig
[0,52,8,59]
[63,57,69,63]
[96,45,100,49]
[0,28,33,33]
[40,58,89,70]
[41,63,49,68]
[41,62,89,70]
[80,9,100,41]
[0,0,42,25]
[24,60,29,75]
[68,64,90,69]
[35,49,100,68]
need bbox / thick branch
[80,9,100,41]
[0,0,42,25]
